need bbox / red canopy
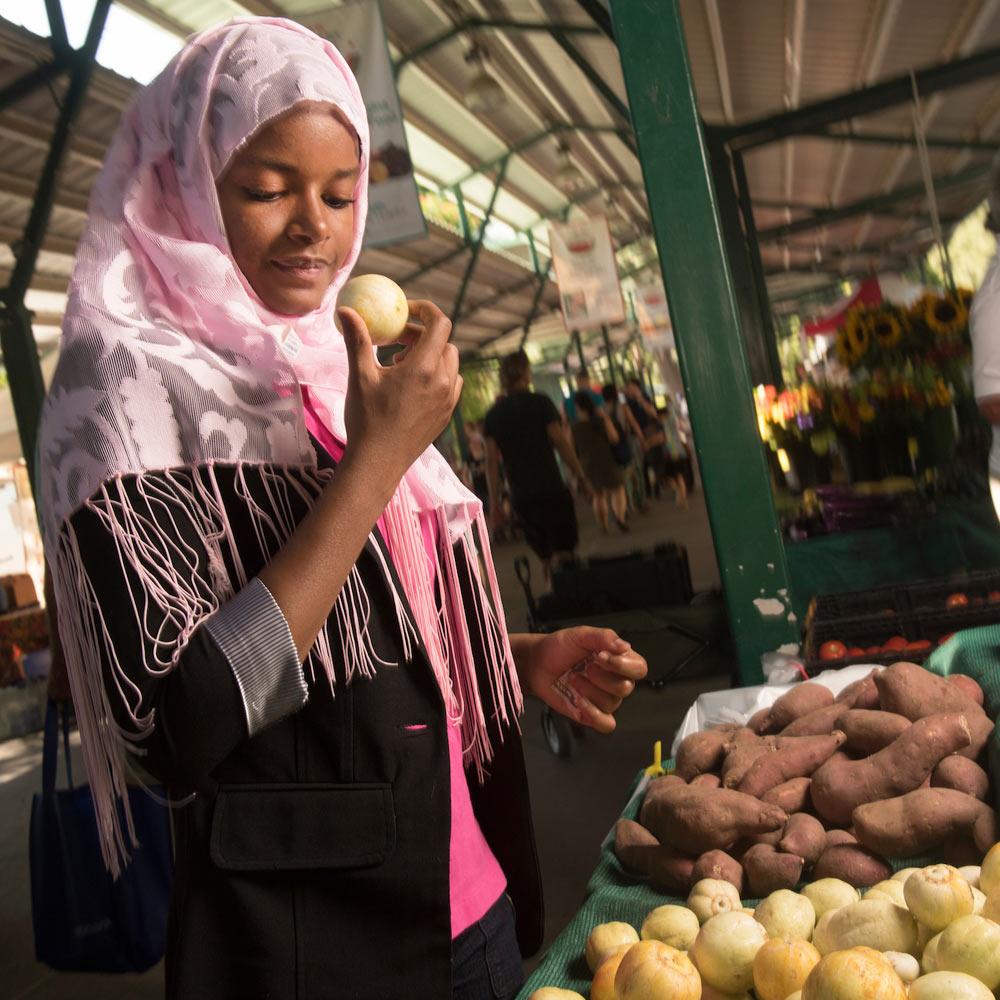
[804,277,883,336]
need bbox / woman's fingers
[551,675,617,733]
[585,664,636,699]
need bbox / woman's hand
[339,299,462,485]
[513,627,648,733]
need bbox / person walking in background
[563,367,604,424]
[602,383,648,514]
[572,392,629,533]
[624,376,668,499]
[660,398,690,509]
[485,351,591,583]
[466,419,490,509]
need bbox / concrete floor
[1,489,728,998]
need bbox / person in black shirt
[484,351,591,582]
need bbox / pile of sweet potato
[614,662,998,898]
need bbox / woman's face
[217,103,360,316]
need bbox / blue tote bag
[29,701,173,972]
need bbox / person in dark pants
[572,392,628,533]
[35,21,647,1000]
[484,351,592,585]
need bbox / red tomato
[846,647,865,657]
[819,640,847,661]
[946,592,970,609]
[988,591,1000,603]
[937,632,955,646]
[865,645,882,654]
[882,636,909,653]
[905,639,932,653]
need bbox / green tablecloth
[786,497,1000,621]
[518,625,1000,998]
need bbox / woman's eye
[323,196,355,209]
[245,188,282,202]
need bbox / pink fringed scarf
[36,17,521,875]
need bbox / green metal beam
[520,260,554,349]
[611,0,797,682]
[732,149,783,386]
[0,55,71,112]
[1,0,110,491]
[394,18,602,75]
[574,0,615,39]
[757,161,991,242]
[797,126,998,152]
[453,123,632,186]
[401,243,469,285]
[460,271,538,324]
[44,0,70,54]
[451,157,509,326]
[718,44,1000,152]
[550,30,634,143]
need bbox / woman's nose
[287,193,328,243]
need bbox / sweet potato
[647,846,697,894]
[779,812,826,865]
[639,774,687,828]
[692,849,743,893]
[752,828,783,848]
[874,661,994,759]
[738,732,847,799]
[947,673,984,706]
[768,682,835,731]
[675,726,741,781]
[762,776,813,814]
[824,828,858,850]
[780,703,848,737]
[932,755,990,801]
[944,836,982,868]
[811,843,891,887]
[614,818,660,875]
[839,709,911,755]
[690,772,722,789]
[747,707,772,733]
[853,787,998,857]
[743,843,804,896]
[721,737,777,788]
[835,670,880,709]
[641,783,787,854]
[810,713,972,826]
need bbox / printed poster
[304,0,426,247]
[548,214,626,331]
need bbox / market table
[517,624,1000,998]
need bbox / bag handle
[40,700,74,795]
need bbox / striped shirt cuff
[205,577,307,737]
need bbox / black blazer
[70,441,543,1000]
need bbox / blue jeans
[451,895,525,1000]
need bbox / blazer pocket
[210,782,395,872]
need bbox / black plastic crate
[809,586,908,624]
[905,569,1000,613]
[803,611,933,676]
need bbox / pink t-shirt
[301,391,506,938]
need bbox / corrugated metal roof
[0,0,999,360]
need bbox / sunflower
[872,312,903,349]
[834,329,852,366]
[925,294,968,336]
[844,310,873,363]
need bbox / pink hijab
[37,17,520,873]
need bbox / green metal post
[453,186,471,243]
[573,330,586,371]
[451,157,509,326]
[707,140,779,388]
[611,0,797,681]
[526,231,541,275]
[601,325,618,386]
[1,0,110,493]
[731,150,783,387]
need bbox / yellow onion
[752,937,821,1000]
[585,921,639,973]
[802,948,907,1000]
[640,904,700,951]
[801,879,859,921]
[690,911,768,993]
[687,878,741,925]
[754,890,815,941]
[614,940,701,1000]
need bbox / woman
[37,19,646,1000]
[660,399,690,509]
[601,383,647,514]
[571,392,628,533]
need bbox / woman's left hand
[520,627,647,733]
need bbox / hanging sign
[548,214,626,331]
[633,277,672,337]
[304,0,426,247]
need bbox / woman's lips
[270,258,330,283]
